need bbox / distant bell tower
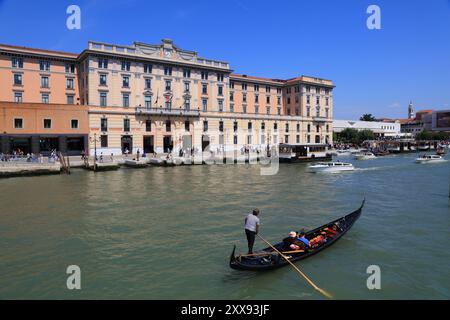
[408,101,414,119]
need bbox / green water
[1,153,449,299]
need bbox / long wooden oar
[257,234,332,299]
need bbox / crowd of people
[0,148,59,163]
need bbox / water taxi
[308,161,354,173]
[353,152,377,160]
[415,154,445,163]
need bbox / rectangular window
[261,122,266,131]
[307,124,311,133]
[144,64,152,73]
[144,96,151,108]
[185,121,190,132]
[266,96,270,104]
[219,121,224,132]
[274,123,278,131]
[203,121,208,132]
[285,123,289,133]
[122,94,130,107]
[266,106,270,115]
[12,57,23,68]
[100,92,107,106]
[44,119,52,129]
[39,60,50,71]
[255,105,259,114]
[296,135,300,143]
[183,69,191,78]
[307,135,311,143]
[202,99,207,112]
[146,120,152,132]
[243,93,247,103]
[13,74,22,85]
[14,118,23,129]
[217,73,224,82]
[326,97,329,106]
[243,105,247,113]
[285,135,289,143]
[248,122,252,130]
[229,81,234,89]
[14,92,22,103]
[296,123,300,132]
[98,59,108,69]
[233,121,238,132]
[121,61,131,71]
[66,78,74,89]
[255,95,259,103]
[165,120,171,132]
[42,93,49,104]
[184,82,190,92]
[230,104,234,113]
[266,86,271,93]
[316,96,320,105]
[124,119,130,132]
[71,119,79,129]
[165,80,172,91]
[234,135,238,145]
[218,86,223,96]
[67,95,74,104]
[185,98,190,110]
[101,118,108,132]
[65,63,75,73]
[218,100,223,112]
[202,84,207,94]
[99,74,107,86]
[41,76,49,88]
[230,92,234,101]
[164,66,172,76]
[242,83,247,91]
[145,78,151,89]
[307,95,310,104]
[122,76,129,88]
[201,71,208,80]
[100,135,108,148]
[254,84,259,92]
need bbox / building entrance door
[163,136,173,153]
[143,136,154,153]
[121,135,133,154]
[202,135,210,151]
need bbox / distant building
[333,119,401,137]
[431,110,450,132]
[398,109,433,135]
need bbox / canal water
[1,153,449,299]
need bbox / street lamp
[89,133,100,165]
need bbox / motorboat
[353,152,376,160]
[308,161,354,173]
[415,154,445,163]
[336,149,352,156]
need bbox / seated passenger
[309,235,325,247]
[297,231,310,248]
[283,231,306,251]
[322,224,339,238]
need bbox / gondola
[229,200,365,271]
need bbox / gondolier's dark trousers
[245,229,256,254]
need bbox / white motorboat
[308,161,355,173]
[415,154,445,163]
[149,157,165,166]
[336,149,352,156]
[353,152,377,160]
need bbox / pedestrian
[244,208,261,254]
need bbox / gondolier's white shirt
[244,214,260,232]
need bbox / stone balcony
[135,107,200,117]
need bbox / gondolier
[244,209,260,254]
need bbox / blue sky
[1,0,449,119]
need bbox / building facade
[0,40,334,156]
[333,119,401,137]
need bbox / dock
[0,162,61,178]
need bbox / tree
[357,129,375,143]
[360,114,376,122]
